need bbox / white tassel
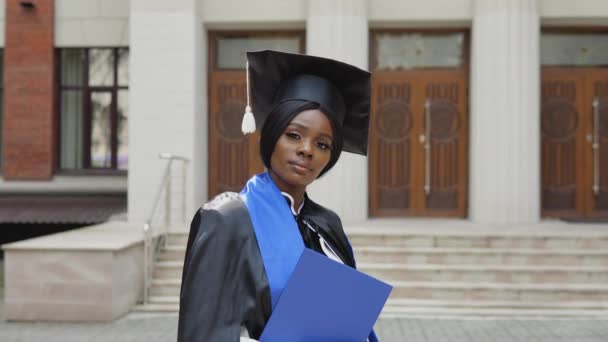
[241,105,256,134]
[242,60,256,135]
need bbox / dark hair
[259,100,343,178]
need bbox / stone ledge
[2,222,145,322]
[345,219,608,236]
[2,222,143,251]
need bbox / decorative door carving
[209,72,256,196]
[369,73,415,215]
[541,68,608,218]
[369,70,468,217]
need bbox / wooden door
[541,68,608,218]
[369,70,468,217]
[207,32,304,198]
[369,72,417,216]
[208,71,262,196]
[585,70,608,217]
[421,71,468,217]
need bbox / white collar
[281,192,304,215]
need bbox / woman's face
[269,109,334,193]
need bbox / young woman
[177,50,375,341]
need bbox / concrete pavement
[1,310,607,341]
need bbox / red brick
[3,0,56,180]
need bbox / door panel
[208,72,252,196]
[586,71,608,217]
[541,68,608,218]
[369,72,418,216]
[422,72,468,216]
[541,70,586,217]
[369,70,468,218]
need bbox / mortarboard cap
[242,50,371,156]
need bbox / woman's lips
[289,161,311,173]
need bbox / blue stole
[240,172,305,309]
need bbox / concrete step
[389,281,608,302]
[158,245,186,262]
[166,233,188,247]
[148,296,179,305]
[150,278,181,297]
[134,298,608,315]
[359,263,608,283]
[380,306,608,318]
[354,247,608,266]
[348,231,608,250]
[168,229,608,250]
[386,298,608,309]
[148,277,608,302]
[153,261,184,279]
[132,303,179,312]
[135,298,608,316]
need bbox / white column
[305,0,369,223]
[128,0,207,225]
[470,0,540,224]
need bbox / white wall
[50,0,608,48]
[200,0,305,28]
[55,0,129,47]
[369,0,472,26]
[129,0,205,225]
[540,0,608,18]
[0,0,5,47]
[469,0,540,224]
[305,0,370,223]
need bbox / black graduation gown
[177,192,356,342]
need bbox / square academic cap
[242,50,371,156]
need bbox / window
[59,48,129,171]
[374,32,465,70]
[541,33,608,66]
[216,37,301,69]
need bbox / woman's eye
[285,132,300,139]
[317,142,331,150]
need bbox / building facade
[1,0,607,233]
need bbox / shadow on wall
[0,223,84,257]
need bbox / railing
[143,153,189,304]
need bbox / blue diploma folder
[260,248,393,342]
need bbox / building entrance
[207,32,304,198]
[541,68,608,219]
[540,32,608,219]
[368,31,469,217]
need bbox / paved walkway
[1,309,607,342]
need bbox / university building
[1,0,608,321]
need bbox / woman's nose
[297,139,314,157]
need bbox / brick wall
[3,0,56,180]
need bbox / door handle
[423,99,431,195]
[592,97,600,195]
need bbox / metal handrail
[143,153,189,305]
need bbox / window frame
[540,27,608,68]
[369,28,471,72]
[56,47,129,175]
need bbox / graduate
[177,50,376,341]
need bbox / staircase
[136,232,187,312]
[352,229,608,317]
[136,227,608,316]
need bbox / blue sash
[240,172,305,309]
